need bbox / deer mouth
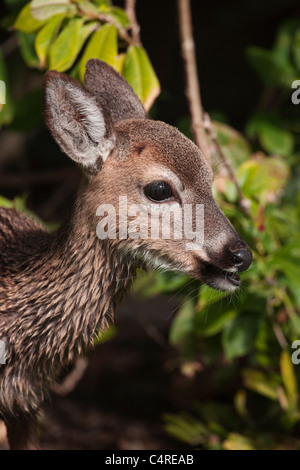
[199,262,241,292]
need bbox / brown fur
[0,60,252,449]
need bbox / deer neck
[49,215,134,359]
[9,199,135,369]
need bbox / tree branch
[125,0,142,47]
[77,1,142,47]
[98,12,134,45]
[76,5,135,46]
[178,0,251,217]
[52,357,89,396]
[177,0,210,163]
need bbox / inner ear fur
[43,70,115,173]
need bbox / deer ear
[44,70,115,174]
[84,59,146,124]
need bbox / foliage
[146,19,300,450]
[1,0,300,450]
[0,0,160,128]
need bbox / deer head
[44,59,252,292]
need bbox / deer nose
[229,247,253,272]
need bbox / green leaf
[246,46,295,87]
[0,196,15,208]
[222,313,260,360]
[196,307,237,337]
[242,368,279,401]
[246,114,295,157]
[270,255,300,295]
[18,31,40,69]
[31,0,76,21]
[234,389,248,420]
[280,349,298,409]
[195,288,237,337]
[123,45,160,110]
[114,53,125,73]
[0,195,45,226]
[104,7,129,29]
[78,0,99,16]
[290,314,300,336]
[237,154,290,203]
[94,0,109,5]
[258,121,294,157]
[49,18,96,72]
[0,49,14,126]
[79,24,118,81]
[169,298,195,346]
[35,13,65,67]
[273,19,300,68]
[155,271,190,294]
[164,413,208,446]
[94,324,116,344]
[293,29,300,71]
[222,433,255,450]
[14,2,46,32]
[212,121,252,169]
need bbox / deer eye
[144,181,173,202]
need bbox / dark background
[133,0,299,129]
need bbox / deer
[0,59,252,450]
